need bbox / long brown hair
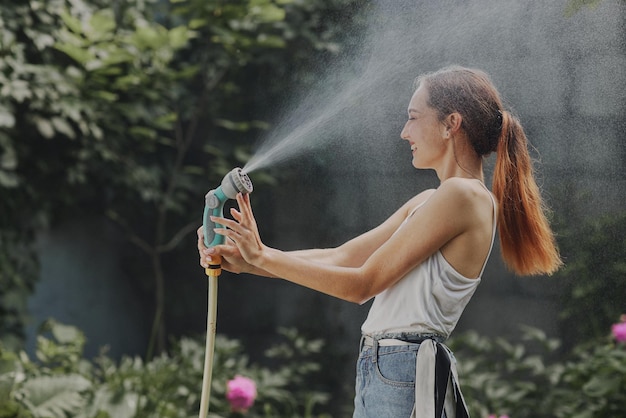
[417,66,562,276]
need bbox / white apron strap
[410,339,470,418]
[411,339,437,417]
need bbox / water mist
[222,2,625,416]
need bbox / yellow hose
[199,257,221,418]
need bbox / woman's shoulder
[403,188,437,215]
[403,178,492,221]
[438,177,491,202]
[424,178,494,223]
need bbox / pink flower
[612,319,626,343]
[226,375,257,413]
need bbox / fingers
[230,207,242,222]
[200,244,238,268]
[199,223,210,267]
[197,226,207,251]
[236,192,254,223]
[213,223,249,246]
[210,215,239,232]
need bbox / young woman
[198,66,562,417]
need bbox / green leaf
[59,10,83,35]
[0,145,17,172]
[21,375,91,416]
[54,43,93,65]
[51,117,76,139]
[0,170,20,188]
[256,34,286,48]
[168,26,194,49]
[49,322,83,345]
[132,26,167,50]
[88,10,116,40]
[250,4,286,22]
[83,387,138,418]
[33,117,55,139]
[0,108,15,128]
[91,90,118,102]
[3,80,31,103]
[215,119,252,132]
[583,375,621,397]
[188,18,207,30]
[129,126,158,140]
[0,354,20,401]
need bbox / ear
[442,112,463,137]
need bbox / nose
[400,121,410,140]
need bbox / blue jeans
[352,334,447,418]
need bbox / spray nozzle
[203,167,254,252]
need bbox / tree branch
[106,210,154,255]
[157,220,199,253]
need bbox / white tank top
[361,187,497,338]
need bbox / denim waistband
[359,332,445,351]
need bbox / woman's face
[400,85,447,169]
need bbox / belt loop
[372,337,379,363]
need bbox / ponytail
[493,111,562,275]
[418,65,562,275]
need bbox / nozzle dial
[221,167,253,198]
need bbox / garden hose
[199,168,253,418]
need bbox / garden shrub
[0,320,331,418]
[556,212,626,345]
[451,319,626,418]
[2,319,626,417]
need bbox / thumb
[211,243,239,258]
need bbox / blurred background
[1,0,625,416]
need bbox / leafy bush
[451,321,626,418]
[556,212,626,345]
[0,320,331,418]
[4,319,626,417]
[0,0,367,353]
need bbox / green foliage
[5,321,626,418]
[5,320,626,418]
[556,212,626,344]
[450,325,626,418]
[450,327,562,417]
[0,230,38,351]
[0,321,332,417]
[20,375,92,417]
[0,0,366,351]
[0,0,91,350]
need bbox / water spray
[199,167,253,418]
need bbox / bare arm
[212,182,478,304]
[199,190,434,275]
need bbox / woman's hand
[210,193,267,267]
[196,227,246,274]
